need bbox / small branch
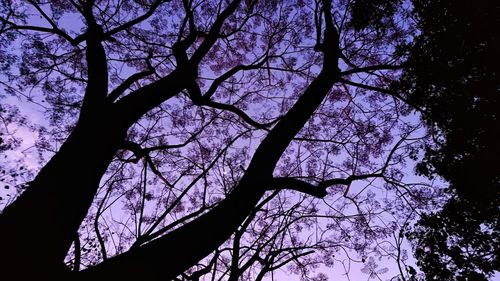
[0,20,77,44]
[68,1,166,45]
[268,250,315,271]
[134,205,210,247]
[102,0,165,41]
[340,64,406,76]
[203,58,268,100]
[202,100,276,129]
[318,173,384,189]
[20,1,78,44]
[145,155,173,188]
[119,140,173,187]
[187,81,277,130]
[189,251,219,281]
[108,69,154,102]
[190,0,244,64]
[339,78,426,115]
[119,122,208,160]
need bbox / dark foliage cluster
[396,0,500,279]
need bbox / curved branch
[187,80,277,129]
[103,0,166,40]
[339,78,425,114]
[340,64,407,76]
[25,0,77,44]
[268,177,328,198]
[190,0,244,64]
[204,58,268,100]
[108,69,154,102]
[80,3,342,279]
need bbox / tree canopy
[0,0,495,280]
[396,0,500,279]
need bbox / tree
[0,0,434,280]
[396,0,500,279]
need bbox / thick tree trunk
[0,66,185,279]
[80,173,266,280]
[81,65,340,280]
[0,112,127,278]
[0,3,339,278]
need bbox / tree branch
[25,0,78,44]
[203,57,268,100]
[187,80,276,129]
[339,78,425,114]
[268,177,328,198]
[340,64,406,76]
[80,3,343,279]
[113,0,248,125]
[318,173,384,189]
[108,69,154,102]
[0,20,77,45]
[80,4,109,113]
[104,1,166,40]
[190,0,244,64]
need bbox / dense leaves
[404,0,500,202]
[349,0,401,31]
[410,196,500,280]
[398,0,500,279]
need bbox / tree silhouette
[397,0,500,279]
[1,0,442,280]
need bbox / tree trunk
[0,5,339,278]
[81,65,340,280]
[0,111,127,278]
[80,174,266,280]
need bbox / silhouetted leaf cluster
[397,0,500,279]
[349,0,401,31]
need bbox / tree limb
[108,69,154,102]
[268,177,328,198]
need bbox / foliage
[410,196,500,281]
[349,0,401,31]
[397,0,500,279]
